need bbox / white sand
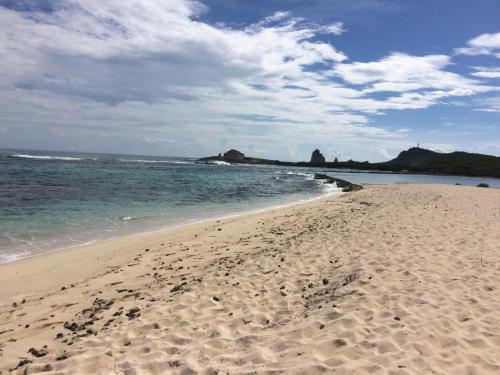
[1,184,499,374]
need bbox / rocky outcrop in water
[314,174,363,192]
[310,149,325,164]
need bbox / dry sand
[0,184,499,374]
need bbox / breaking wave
[9,154,92,161]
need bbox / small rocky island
[199,147,500,178]
[310,149,325,164]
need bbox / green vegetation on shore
[199,147,500,178]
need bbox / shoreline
[1,184,499,374]
[0,188,343,266]
[0,188,345,299]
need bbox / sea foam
[10,154,91,161]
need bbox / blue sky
[0,0,499,161]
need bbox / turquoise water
[1,149,498,262]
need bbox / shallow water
[1,149,498,261]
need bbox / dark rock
[11,359,32,371]
[170,282,187,293]
[310,149,326,164]
[41,364,53,372]
[28,347,48,357]
[125,307,141,320]
[334,338,347,347]
[314,174,363,192]
[64,321,79,332]
[223,149,245,162]
[342,273,358,286]
[55,352,69,361]
[477,183,489,188]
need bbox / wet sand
[1,184,499,374]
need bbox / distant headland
[199,147,500,178]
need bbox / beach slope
[1,184,499,374]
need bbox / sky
[0,0,499,162]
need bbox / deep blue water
[1,149,498,262]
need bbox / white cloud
[322,22,345,35]
[471,66,500,79]
[261,11,291,24]
[456,32,500,58]
[0,1,497,160]
[0,0,347,103]
[334,53,487,93]
[474,96,500,113]
[378,148,392,160]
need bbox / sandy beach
[1,184,499,374]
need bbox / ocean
[1,149,498,262]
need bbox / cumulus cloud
[456,32,500,58]
[0,0,497,160]
[0,0,350,104]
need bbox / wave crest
[9,154,92,161]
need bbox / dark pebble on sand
[12,359,32,370]
[56,352,69,361]
[334,338,347,347]
[64,322,79,332]
[213,296,220,302]
[125,307,141,319]
[28,347,48,357]
[41,364,53,372]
